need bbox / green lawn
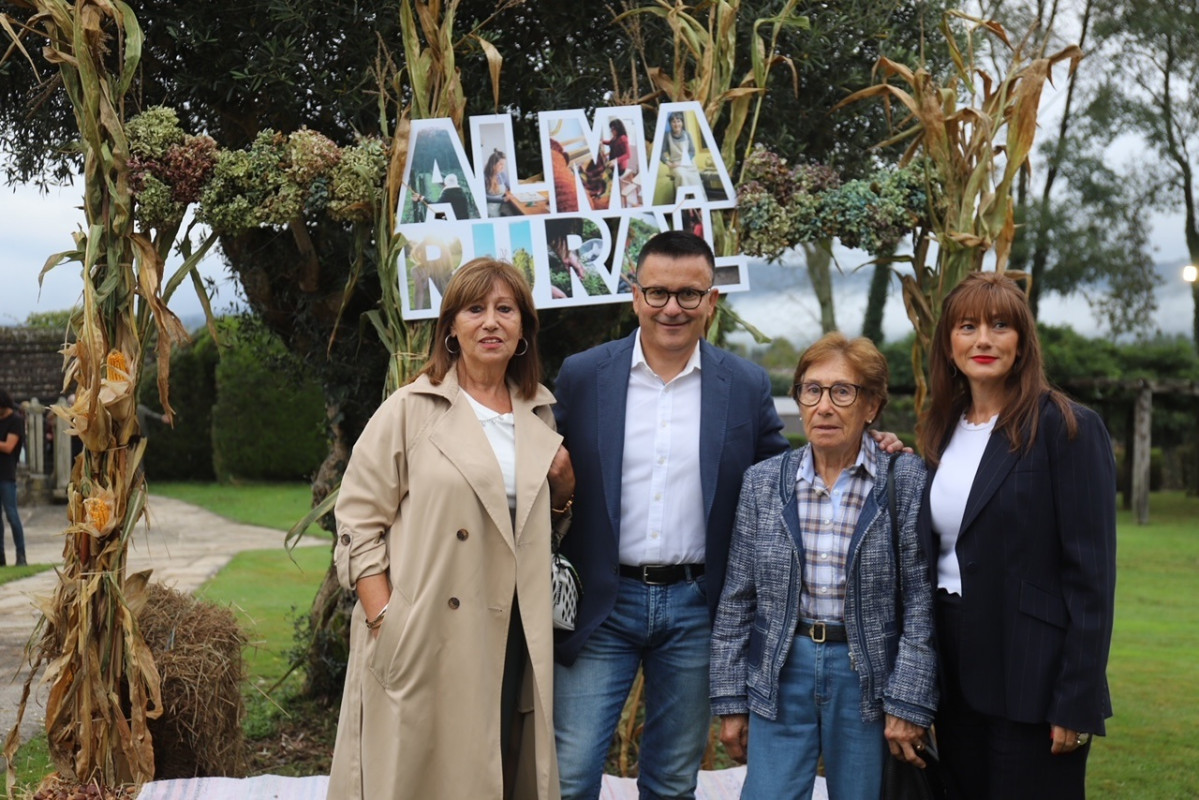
[151,480,328,537]
[198,545,332,740]
[8,485,1197,797]
[0,564,51,586]
[1087,491,1199,798]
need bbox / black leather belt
[797,620,848,643]
[619,563,705,585]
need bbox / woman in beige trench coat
[327,258,574,800]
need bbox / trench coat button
[457,529,469,541]
[339,534,351,546]
[448,597,461,609]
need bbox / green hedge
[211,323,326,482]
[139,330,219,481]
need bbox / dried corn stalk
[0,0,196,790]
[836,11,1081,412]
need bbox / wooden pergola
[1066,378,1199,524]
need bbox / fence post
[23,398,45,474]
[1131,384,1152,525]
[54,397,74,500]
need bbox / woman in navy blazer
[917,272,1116,799]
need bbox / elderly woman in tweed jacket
[710,332,938,800]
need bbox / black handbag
[882,736,947,800]
[883,455,947,800]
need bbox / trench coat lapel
[595,342,633,544]
[427,373,517,548]
[958,430,1020,537]
[511,385,564,543]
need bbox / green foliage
[22,309,73,330]
[125,106,186,160]
[326,137,387,224]
[1039,325,1123,385]
[737,145,926,261]
[138,328,219,481]
[757,336,801,371]
[211,321,327,483]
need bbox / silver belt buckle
[641,565,667,585]
[809,621,827,643]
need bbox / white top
[618,331,706,566]
[930,413,998,595]
[464,391,517,510]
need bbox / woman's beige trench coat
[327,368,563,799]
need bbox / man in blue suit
[551,231,789,799]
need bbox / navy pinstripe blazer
[917,395,1116,735]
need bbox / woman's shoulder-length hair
[918,271,1077,466]
[419,257,543,400]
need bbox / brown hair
[484,149,506,195]
[917,271,1076,466]
[419,258,543,399]
[791,332,890,422]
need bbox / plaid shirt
[795,438,878,622]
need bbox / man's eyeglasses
[794,382,862,407]
[637,285,714,310]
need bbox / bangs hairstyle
[420,258,543,399]
[791,332,890,420]
[917,271,1076,466]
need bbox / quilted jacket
[710,441,938,726]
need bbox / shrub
[139,329,219,481]
[211,321,326,482]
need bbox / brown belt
[796,620,848,643]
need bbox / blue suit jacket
[917,396,1117,734]
[552,332,788,666]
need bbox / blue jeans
[555,575,712,800]
[742,634,885,800]
[0,481,26,566]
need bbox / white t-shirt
[930,414,997,595]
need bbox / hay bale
[138,583,248,779]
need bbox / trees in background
[985,0,1161,338]
[1092,0,1199,351]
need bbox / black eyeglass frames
[636,285,714,309]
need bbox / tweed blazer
[711,442,938,727]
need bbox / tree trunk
[802,241,837,334]
[861,251,894,344]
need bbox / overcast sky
[2,175,1193,345]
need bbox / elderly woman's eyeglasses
[637,285,714,310]
[795,382,862,407]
